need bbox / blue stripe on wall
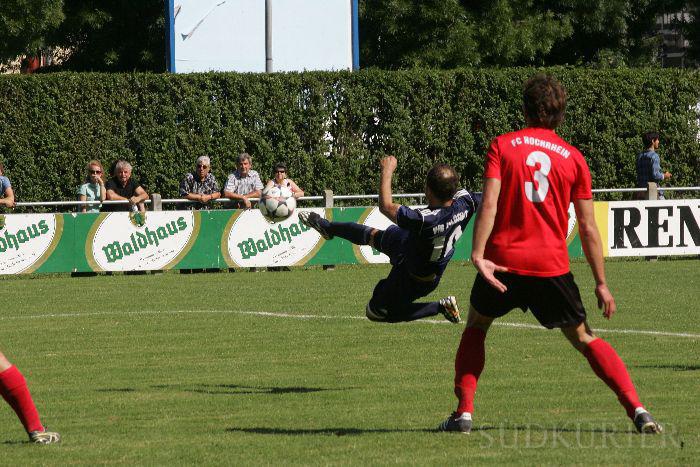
[352,0,359,70]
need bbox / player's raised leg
[364,264,461,324]
[299,211,379,245]
[439,305,493,433]
[561,323,663,433]
[367,296,460,324]
[0,351,60,444]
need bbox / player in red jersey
[438,74,662,434]
[0,351,60,443]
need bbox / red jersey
[483,127,592,277]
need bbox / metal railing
[15,199,151,208]
[9,186,699,211]
[591,187,700,194]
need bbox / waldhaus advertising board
[0,201,695,275]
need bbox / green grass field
[1,259,698,465]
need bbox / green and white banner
[0,207,579,274]
[88,211,199,271]
[6,202,682,274]
[222,208,326,267]
[0,214,63,274]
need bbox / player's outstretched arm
[471,177,508,292]
[573,198,616,319]
[378,156,400,223]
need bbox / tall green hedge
[0,68,698,205]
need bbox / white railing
[9,186,700,210]
[14,199,152,207]
[591,187,700,193]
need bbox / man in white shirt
[223,153,263,209]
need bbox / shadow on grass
[1,440,29,445]
[149,383,353,395]
[632,364,700,371]
[95,387,137,392]
[226,424,636,436]
[476,425,635,434]
[226,427,434,436]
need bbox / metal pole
[265,0,272,73]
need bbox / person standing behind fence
[77,160,106,213]
[636,131,671,200]
[179,156,221,209]
[223,153,263,209]
[104,160,149,212]
[0,162,15,209]
[265,162,304,198]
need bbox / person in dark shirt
[300,156,479,324]
[104,160,148,212]
[179,155,221,209]
[635,131,671,200]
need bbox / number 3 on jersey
[525,151,551,203]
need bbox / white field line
[1,308,699,340]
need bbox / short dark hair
[273,162,287,173]
[426,164,458,202]
[522,74,567,129]
[642,131,659,148]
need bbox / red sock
[454,327,486,414]
[584,338,643,419]
[0,366,44,433]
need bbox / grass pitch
[1,259,698,465]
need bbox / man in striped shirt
[223,153,263,209]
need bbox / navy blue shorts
[375,225,408,266]
[368,226,439,317]
[469,272,587,329]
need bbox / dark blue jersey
[395,189,479,278]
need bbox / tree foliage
[1,1,699,72]
[360,0,573,68]
[0,0,64,61]
[360,0,695,68]
[47,0,165,72]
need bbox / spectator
[265,163,306,271]
[104,160,148,212]
[223,153,263,209]
[179,156,221,209]
[266,162,304,199]
[0,163,15,209]
[77,160,106,213]
[636,131,671,200]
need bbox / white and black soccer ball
[258,185,296,222]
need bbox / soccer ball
[258,185,297,222]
